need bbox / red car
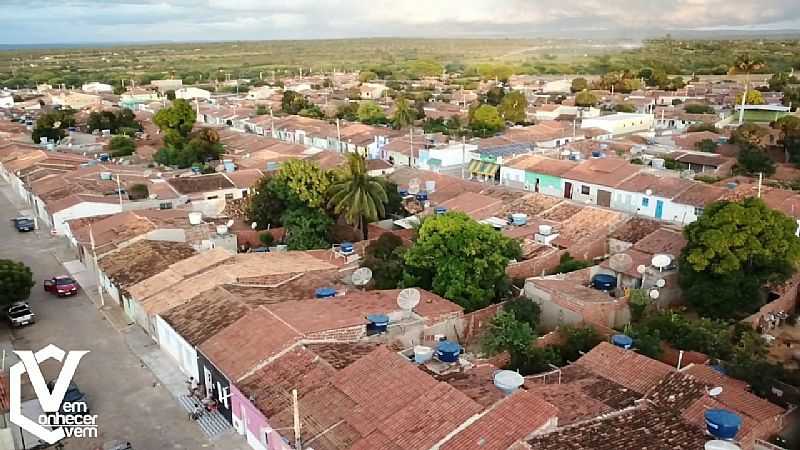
[44,276,79,297]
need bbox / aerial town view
[2,2,800,450]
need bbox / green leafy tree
[469,105,504,137]
[298,104,324,119]
[356,101,386,125]
[511,346,562,376]
[735,90,765,105]
[0,260,35,307]
[503,298,541,330]
[282,207,332,250]
[165,90,176,100]
[391,97,415,129]
[154,127,223,168]
[557,325,601,363]
[628,289,650,323]
[773,115,800,164]
[402,212,521,312]
[574,90,598,107]
[737,145,775,176]
[484,87,506,106]
[359,71,377,83]
[32,109,75,144]
[625,325,663,358]
[113,85,125,95]
[768,72,798,92]
[684,103,715,115]
[550,252,592,274]
[570,77,589,93]
[695,139,719,153]
[336,102,358,121]
[327,154,388,240]
[108,135,136,157]
[614,103,636,113]
[255,104,268,116]
[259,232,275,247]
[481,310,535,357]
[680,198,800,318]
[281,90,312,115]
[498,91,527,124]
[127,183,149,200]
[362,234,406,289]
[732,53,765,124]
[153,99,196,138]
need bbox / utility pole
[293,389,301,450]
[89,224,105,308]
[116,174,123,208]
[336,119,342,153]
[409,127,414,167]
[461,135,466,179]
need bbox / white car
[7,301,35,327]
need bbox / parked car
[12,216,34,232]
[44,276,79,297]
[46,380,89,415]
[6,302,35,327]
[101,440,132,450]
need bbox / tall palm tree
[328,154,388,240]
[392,97,415,129]
[733,53,765,125]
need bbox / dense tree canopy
[282,207,332,251]
[361,234,406,290]
[108,135,136,157]
[574,91,598,107]
[402,212,521,312]
[680,198,800,318]
[391,97,415,129]
[774,116,800,164]
[86,108,141,136]
[0,260,35,307]
[356,101,387,125]
[570,77,588,93]
[153,99,196,138]
[735,90,765,105]
[498,91,527,124]
[328,154,388,240]
[32,109,76,144]
[469,104,505,136]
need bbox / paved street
[0,183,237,450]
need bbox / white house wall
[156,315,199,380]
[52,202,124,235]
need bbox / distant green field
[740,110,790,123]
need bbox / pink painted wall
[230,384,291,450]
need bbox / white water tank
[494,370,524,395]
[188,212,203,225]
[425,180,436,193]
[216,224,228,235]
[539,224,553,235]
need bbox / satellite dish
[651,254,672,270]
[53,121,61,128]
[655,279,666,288]
[649,289,660,300]
[609,253,633,272]
[636,264,647,275]
[226,219,234,228]
[708,386,724,397]
[250,222,257,230]
[352,267,373,287]
[397,288,421,313]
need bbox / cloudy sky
[2,0,800,45]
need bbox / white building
[175,87,212,100]
[580,113,654,135]
[151,79,183,92]
[0,94,13,108]
[82,82,114,94]
[541,79,572,94]
[360,83,388,100]
[246,86,280,100]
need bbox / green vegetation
[328,154,388,240]
[498,91,527,124]
[402,212,521,312]
[361,234,407,290]
[684,103,714,115]
[32,109,75,144]
[469,104,504,136]
[0,260,35,307]
[282,207,333,251]
[694,138,718,153]
[551,252,592,274]
[774,116,800,165]
[570,77,588,93]
[356,101,387,125]
[127,183,149,200]
[735,90,765,105]
[391,97,415,129]
[614,103,636,113]
[86,108,141,136]
[680,197,800,319]
[108,135,136,157]
[575,91,598,107]
[258,232,275,247]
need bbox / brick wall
[461,302,506,344]
[507,249,566,280]
[658,343,708,368]
[305,325,365,341]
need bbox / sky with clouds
[2,0,800,44]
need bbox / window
[581,185,590,195]
[241,190,249,198]
[225,193,234,200]
[641,197,650,207]
[206,195,219,200]
[159,202,172,210]
[694,207,705,217]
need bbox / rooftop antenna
[351,267,372,289]
[651,254,672,272]
[397,288,421,319]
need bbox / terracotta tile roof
[388,167,484,204]
[434,191,504,220]
[225,169,263,189]
[575,342,674,395]
[633,227,687,256]
[561,158,639,188]
[673,183,726,207]
[427,364,505,408]
[526,403,706,450]
[530,278,617,304]
[608,218,662,244]
[538,202,582,222]
[616,173,694,199]
[681,394,759,443]
[166,173,235,194]
[223,269,348,306]
[669,151,730,167]
[304,342,381,370]
[441,390,557,450]
[97,240,196,289]
[126,247,234,301]
[526,379,614,426]
[159,286,250,346]
[198,308,301,381]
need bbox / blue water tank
[340,242,354,254]
[711,364,726,375]
[366,314,390,333]
[315,287,337,299]
[434,207,448,215]
[416,191,428,202]
[704,409,742,440]
[99,153,110,162]
[436,340,461,363]
[399,189,408,197]
[612,334,633,349]
[591,274,617,291]
[591,151,602,158]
